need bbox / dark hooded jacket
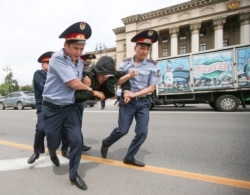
[75,56,130,103]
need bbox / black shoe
[27,153,39,164]
[70,174,88,190]
[61,150,70,159]
[49,150,60,167]
[101,142,108,158]
[123,158,145,167]
[82,145,91,152]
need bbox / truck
[148,44,250,112]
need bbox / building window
[223,25,230,32]
[180,46,186,54]
[162,37,168,43]
[199,43,207,51]
[223,39,229,47]
[199,30,207,37]
[123,44,126,51]
[162,48,168,57]
[179,29,188,40]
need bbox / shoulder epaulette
[147,59,157,65]
[123,57,132,62]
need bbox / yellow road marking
[1,140,250,190]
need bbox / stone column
[151,32,159,60]
[151,41,158,60]
[126,32,136,58]
[213,17,226,49]
[240,12,250,44]
[190,23,201,53]
[169,27,179,56]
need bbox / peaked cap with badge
[59,21,92,44]
[37,51,54,63]
[131,30,158,46]
[80,54,96,61]
[81,54,96,66]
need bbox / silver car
[0,91,36,110]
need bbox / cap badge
[76,34,85,39]
[148,30,154,37]
[144,39,151,43]
[80,22,86,30]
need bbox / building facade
[88,0,250,67]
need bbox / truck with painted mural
[148,44,250,111]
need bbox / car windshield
[24,92,34,96]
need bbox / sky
[0,0,188,86]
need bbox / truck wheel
[215,95,239,112]
[17,102,24,110]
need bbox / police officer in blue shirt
[42,22,98,191]
[61,54,96,158]
[101,30,160,167]
[28,51,53,163]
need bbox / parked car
[0,91,36,110]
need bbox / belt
[132,96,147,100]
[43,101,72,109]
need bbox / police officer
[81,53,96,71]
[61,54,96,157]
[77,53,97,152]
[42,22,99,191]
[27,51,53,164]
[101,30,160,167]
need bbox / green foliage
[0,83,8,96]
[0,71,32,96]
[20,85,33,92]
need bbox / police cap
[37,51,54,63]
[131,30,158,46]
[80,54,96,61]
[59,21,92,44]
[81,54,96,66]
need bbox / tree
[0,83,7,96]
[0,71,33,96]
[0,72,19,96]
[20,85,33,91]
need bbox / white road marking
[0,155,85,172]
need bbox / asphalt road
[0,100,250,195]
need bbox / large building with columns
[89,0,250,66]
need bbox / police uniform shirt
[33,69,47,110]
[119,58,160,92]
[43,48,83,105]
